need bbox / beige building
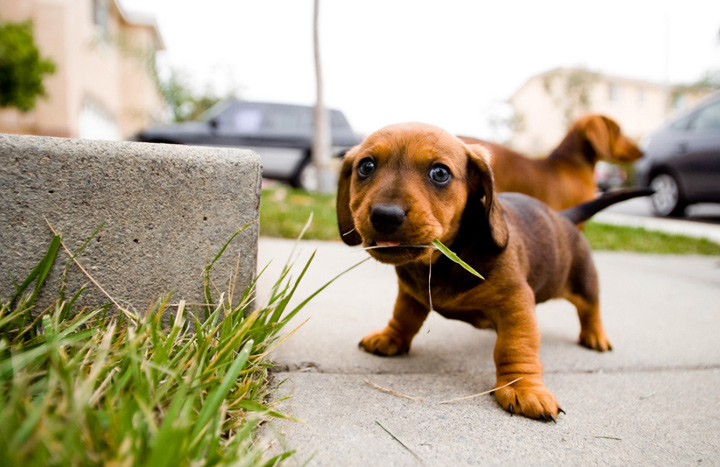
[0,0,164,140]
[508,67,712,156]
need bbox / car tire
[290,158,319,192]
[649,172,686,217]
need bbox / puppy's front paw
[359,328,410,356]
[579,329,612,352]
[494,379,562,422]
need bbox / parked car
[635,91,720,217]
[136,99,360,191]
[594,161,627,191]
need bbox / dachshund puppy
[459,115,643,211]
[337,122,648,421]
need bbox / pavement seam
[270,363,720,375]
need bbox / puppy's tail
[560,188,654,225]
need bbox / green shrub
[0,20,56,111]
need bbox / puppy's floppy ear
[583,115,620,162]
[336,147,363,245]
[465,144,509,250]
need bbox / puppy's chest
[397,261,495,329]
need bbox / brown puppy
[459,114,642,211]
[337,122,645,421]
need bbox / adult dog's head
[337,123,508,266]
[574,115,643,164]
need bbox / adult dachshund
[337,122,649,421]
[459,115,642,211]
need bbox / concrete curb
[1,134,262,315]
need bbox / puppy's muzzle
[370,204,406,234]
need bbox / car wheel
[649,173,686,217]
[291,159,319,192]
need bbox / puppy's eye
[429,164,452,185]
[357,158,376,179]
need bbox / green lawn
[260,184,339,240]
[260,184,720,255]
[583,221,720,255]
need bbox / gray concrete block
[0,133,261,317]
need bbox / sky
[121,0,720,139]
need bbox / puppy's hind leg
[571,295,613,352]
[563,248,612,351]
[359,288,429,356]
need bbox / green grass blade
[236,399,293,420]
[261,450,296,467]
[55,307,102,339]
[201,311,259,378]
[280,256,370,327]
[146,382,193,467]
[268,250,317,326]
[191,339,254,441]
[10,234,61,308]
[432,239,484,279]
[10,395,46,447]
[69,222,105,259]
[0,329,93,377]
[203,221,256,315]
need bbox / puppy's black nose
[370,204,406,233]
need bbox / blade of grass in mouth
[431,239,484,279]
[360,240,484,280]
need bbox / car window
[261,106,313,137]
[210,100,355,143]
[219,104,310,137]
[330,110,346,129]
[232,108,263,134]
[330,110,354,134]
[670,113,694,130]
[689,101,720,131]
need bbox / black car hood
[136,121,211,142]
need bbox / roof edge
[114,0,165,50]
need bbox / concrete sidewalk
[257,238,720,466]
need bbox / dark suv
[136,99,360,190]
[635,91,720,217]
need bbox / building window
[93,0,109,34]
[608,83,622,103]
[637,87,646,105]
[79,98,120,141]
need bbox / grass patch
[584,221,720,255]
[0,225,357,465]
[260,184,720,255]
[260,184,337,240]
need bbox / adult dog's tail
[560,188,654,226]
